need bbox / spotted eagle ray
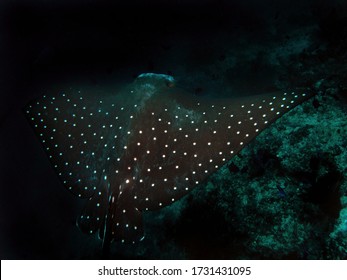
[25,73,314,251]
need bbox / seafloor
[0,0,346,259]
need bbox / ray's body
[25,73,314,251]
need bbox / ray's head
[135,73,176,91]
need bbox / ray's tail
[101,211,113,258]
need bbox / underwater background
[0,0,346,259]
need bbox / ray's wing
[119,89,314,213]
[25,87,138,235]
[26,90,123,197]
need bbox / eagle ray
[25,73,314,250]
